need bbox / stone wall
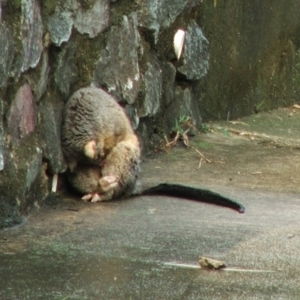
[0,0,300,227]
[200,2,300,120]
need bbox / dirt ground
[142,106,300,194]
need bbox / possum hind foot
[98,175,119,192]
[81,175,119,203]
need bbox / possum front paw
[82,193,102,202]
[81,190,114,202]
[81,193,109,202]
[98,175,118,192]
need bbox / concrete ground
[1,106,300,299]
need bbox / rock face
[7,84,37,146]
[178,22,209,80]
[94,13,140,104]
[1,0,300,227]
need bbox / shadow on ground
[1,106,300,299]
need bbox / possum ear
[84,140,97,159]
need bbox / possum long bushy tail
[141,183,245,213]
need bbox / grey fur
[62,87,141,201]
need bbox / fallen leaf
[199,256,226,270]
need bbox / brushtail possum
[61,87,245,213]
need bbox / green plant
[173,115,192,134]
[199,123,210,133]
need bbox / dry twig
[157,117,212,166]
[182,130,211,164]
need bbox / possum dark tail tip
[141,183,245,213]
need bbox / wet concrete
[1,106,300,299]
